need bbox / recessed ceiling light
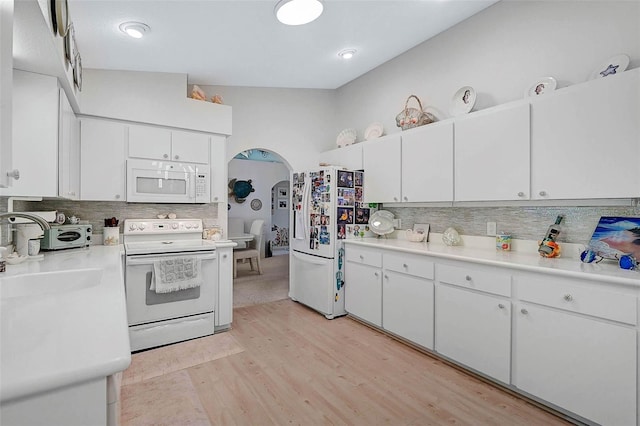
[338,49,356,59]
[275,0,323,26]
[119,22,150,39]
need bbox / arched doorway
[227,148,292,307]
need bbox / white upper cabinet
[362,134,402,203]
[0,0,13,188]
[209,134,227,203]
[1,70,59,197]
[171,130,210,163]
[530,68,640,200]
[128,124,210,164]
[318,144,363,170]
[80,118,127,201]
[401,122,454,202]
[454,102,530,202]
[58,88,80,200]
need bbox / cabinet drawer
[436,263,511,297]
[384,252,433,279]
[345,246,382,268]
[516,275,637,325]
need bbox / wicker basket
[395,95,436,130]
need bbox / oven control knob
[186,223,192,229]
[138,224,145,230]
[172,223,179,229]
[130,223,138,231]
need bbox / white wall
[196,85,337,171]
[228,159,289,253]
[334,1,640,140]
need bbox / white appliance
[123,218,218,351]
[126,159,210,203]
[289,167,373,319]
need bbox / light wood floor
[121,299,572,425]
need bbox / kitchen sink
[0,268,103,300]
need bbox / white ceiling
[67,0,498,90]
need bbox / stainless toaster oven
[41,224,93,250]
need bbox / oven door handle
[127,253,217,265]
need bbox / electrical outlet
[486,221,497,236]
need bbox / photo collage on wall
[337,170,370,240]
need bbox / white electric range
[123,219,218,351]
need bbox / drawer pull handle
[521,308,528,315]
[384,274,389,280]
[403,263,408,268]
[498,303,505,309]
[359,254,364,260]
[465,275,472,281]
[539,191,547,196]
[517,191,524,197]
[374,272,379,278]
[563,294,573,302]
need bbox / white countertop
[344,237,640,287]
[0,245,131,402]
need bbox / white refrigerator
[289,167,374,319]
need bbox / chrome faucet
[0,212,51,231]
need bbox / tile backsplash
[1,198,219,245]
[385,204,640,244]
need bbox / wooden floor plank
[122,299,572,425]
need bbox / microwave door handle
[189,173,196,200]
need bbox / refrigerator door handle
[302,177,311,240]
[292,251,329,265]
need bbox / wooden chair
[233,219,264,278]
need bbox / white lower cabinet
[345,246,382,327]
[435,284,511,383]
[382,252,434,349]
[344,261,382,327]
[514,302,636,425]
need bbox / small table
[229,234,254,249]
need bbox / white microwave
[127,159,210,203]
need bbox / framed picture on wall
[278,188,288,198]
[278,199,288,209]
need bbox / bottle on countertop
[538,215,564,258]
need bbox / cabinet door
[0,0,12,188]
[401,122,453,202]
[362,134,401,203]
[58,88,80,200]
[514,303,636,426]
[216,246,233,327]
[383,271,434,349]
[171,130,209,163]
[128,124,171,160]
[209,134,226,203]
[531,68,640,199]
[80,118,127,201]
[1,70,58,197]
[435,284,511,383]
[345,261,382,327]
[454,102,530,201]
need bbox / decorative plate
[588,54,630,80]
[525,76,557,97]
[55,0,69,37]
[364,122,384,140]
[250,198,262,211]
[368,210,395,236]
[64,23,73,69]
[336,128,357,147]
[449,86,476,116]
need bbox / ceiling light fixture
[338,49,356,59]
[275,0,323,26]
[119,22,150,39]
